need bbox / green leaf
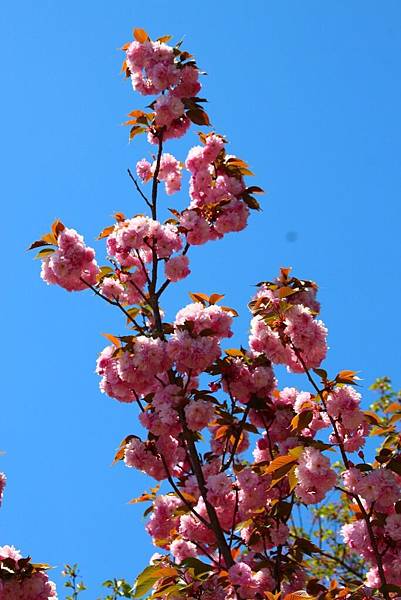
[179,557,213,576]
[132,565,177,599]
[129,126,146,141]
[34,248,56,260]
[290,410,313,432]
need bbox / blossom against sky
[1,0,401,594]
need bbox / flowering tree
[9,26,401,599]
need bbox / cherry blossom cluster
[96,336,170,402]
[41,227,99,292]
[137,153,182,196]
[0,479,58,599]
[325,385,369,452]
[124,32,201,142]
[249,274,328,373]
[107,216,182,266]
[341,466,401,586]
[295,447,337,505]
[179,133,253,245]
[124,435,185,481]
[168,302,234,374]
[0,545,57,600]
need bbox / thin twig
[290,343,390,598]
[127,168,152,210]
[80,277,146,333]
[160,453,212,530]
[222,405,251,471]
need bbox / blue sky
[1,0,401,595]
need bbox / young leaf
[243,195,261,210]
[157,35,172,43]
[284,593,316,600]
[180,557,213,576]
[112,434,137,464]
[129,125,146,141]
[189,292,209,305]
[246,185,264,194]
[114,212,126,222]
[27,240,53,251]
[186,108,210,126]
[129,493,156,504]
[265,449,301,476]
[287,465,298,492]
[335,370,361,384]
[42,232,58,245]
[97,225,115,240]
[209,293,225,305]
[224,348,244,358]
[51,218,65,239]
[133,28,149,43]
[290,410,313,432]
[102,333,121,348]
[132,565,177,599]
[34,248,56,260]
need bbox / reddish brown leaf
[27,240,53,251]
[186,108,210,126]
[51,219,65,240]
[246,186,264,194]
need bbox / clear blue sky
[1,0,401,595]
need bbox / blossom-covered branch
[27,26,401,600]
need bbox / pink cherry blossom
[0,472,5,506]
[295,447,337,504]
[41,228,99,292]
[164,255,190,282]
[169,538,198,563]
[185,399,214,431]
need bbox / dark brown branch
[305,543,365,581]
[135,249,152,286]
[274,544,283,592]
[178,408,235,569]
[148,135,165,336]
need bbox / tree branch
[178,408,235,569]
[290,343,390,598]
[127,168,152,210]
